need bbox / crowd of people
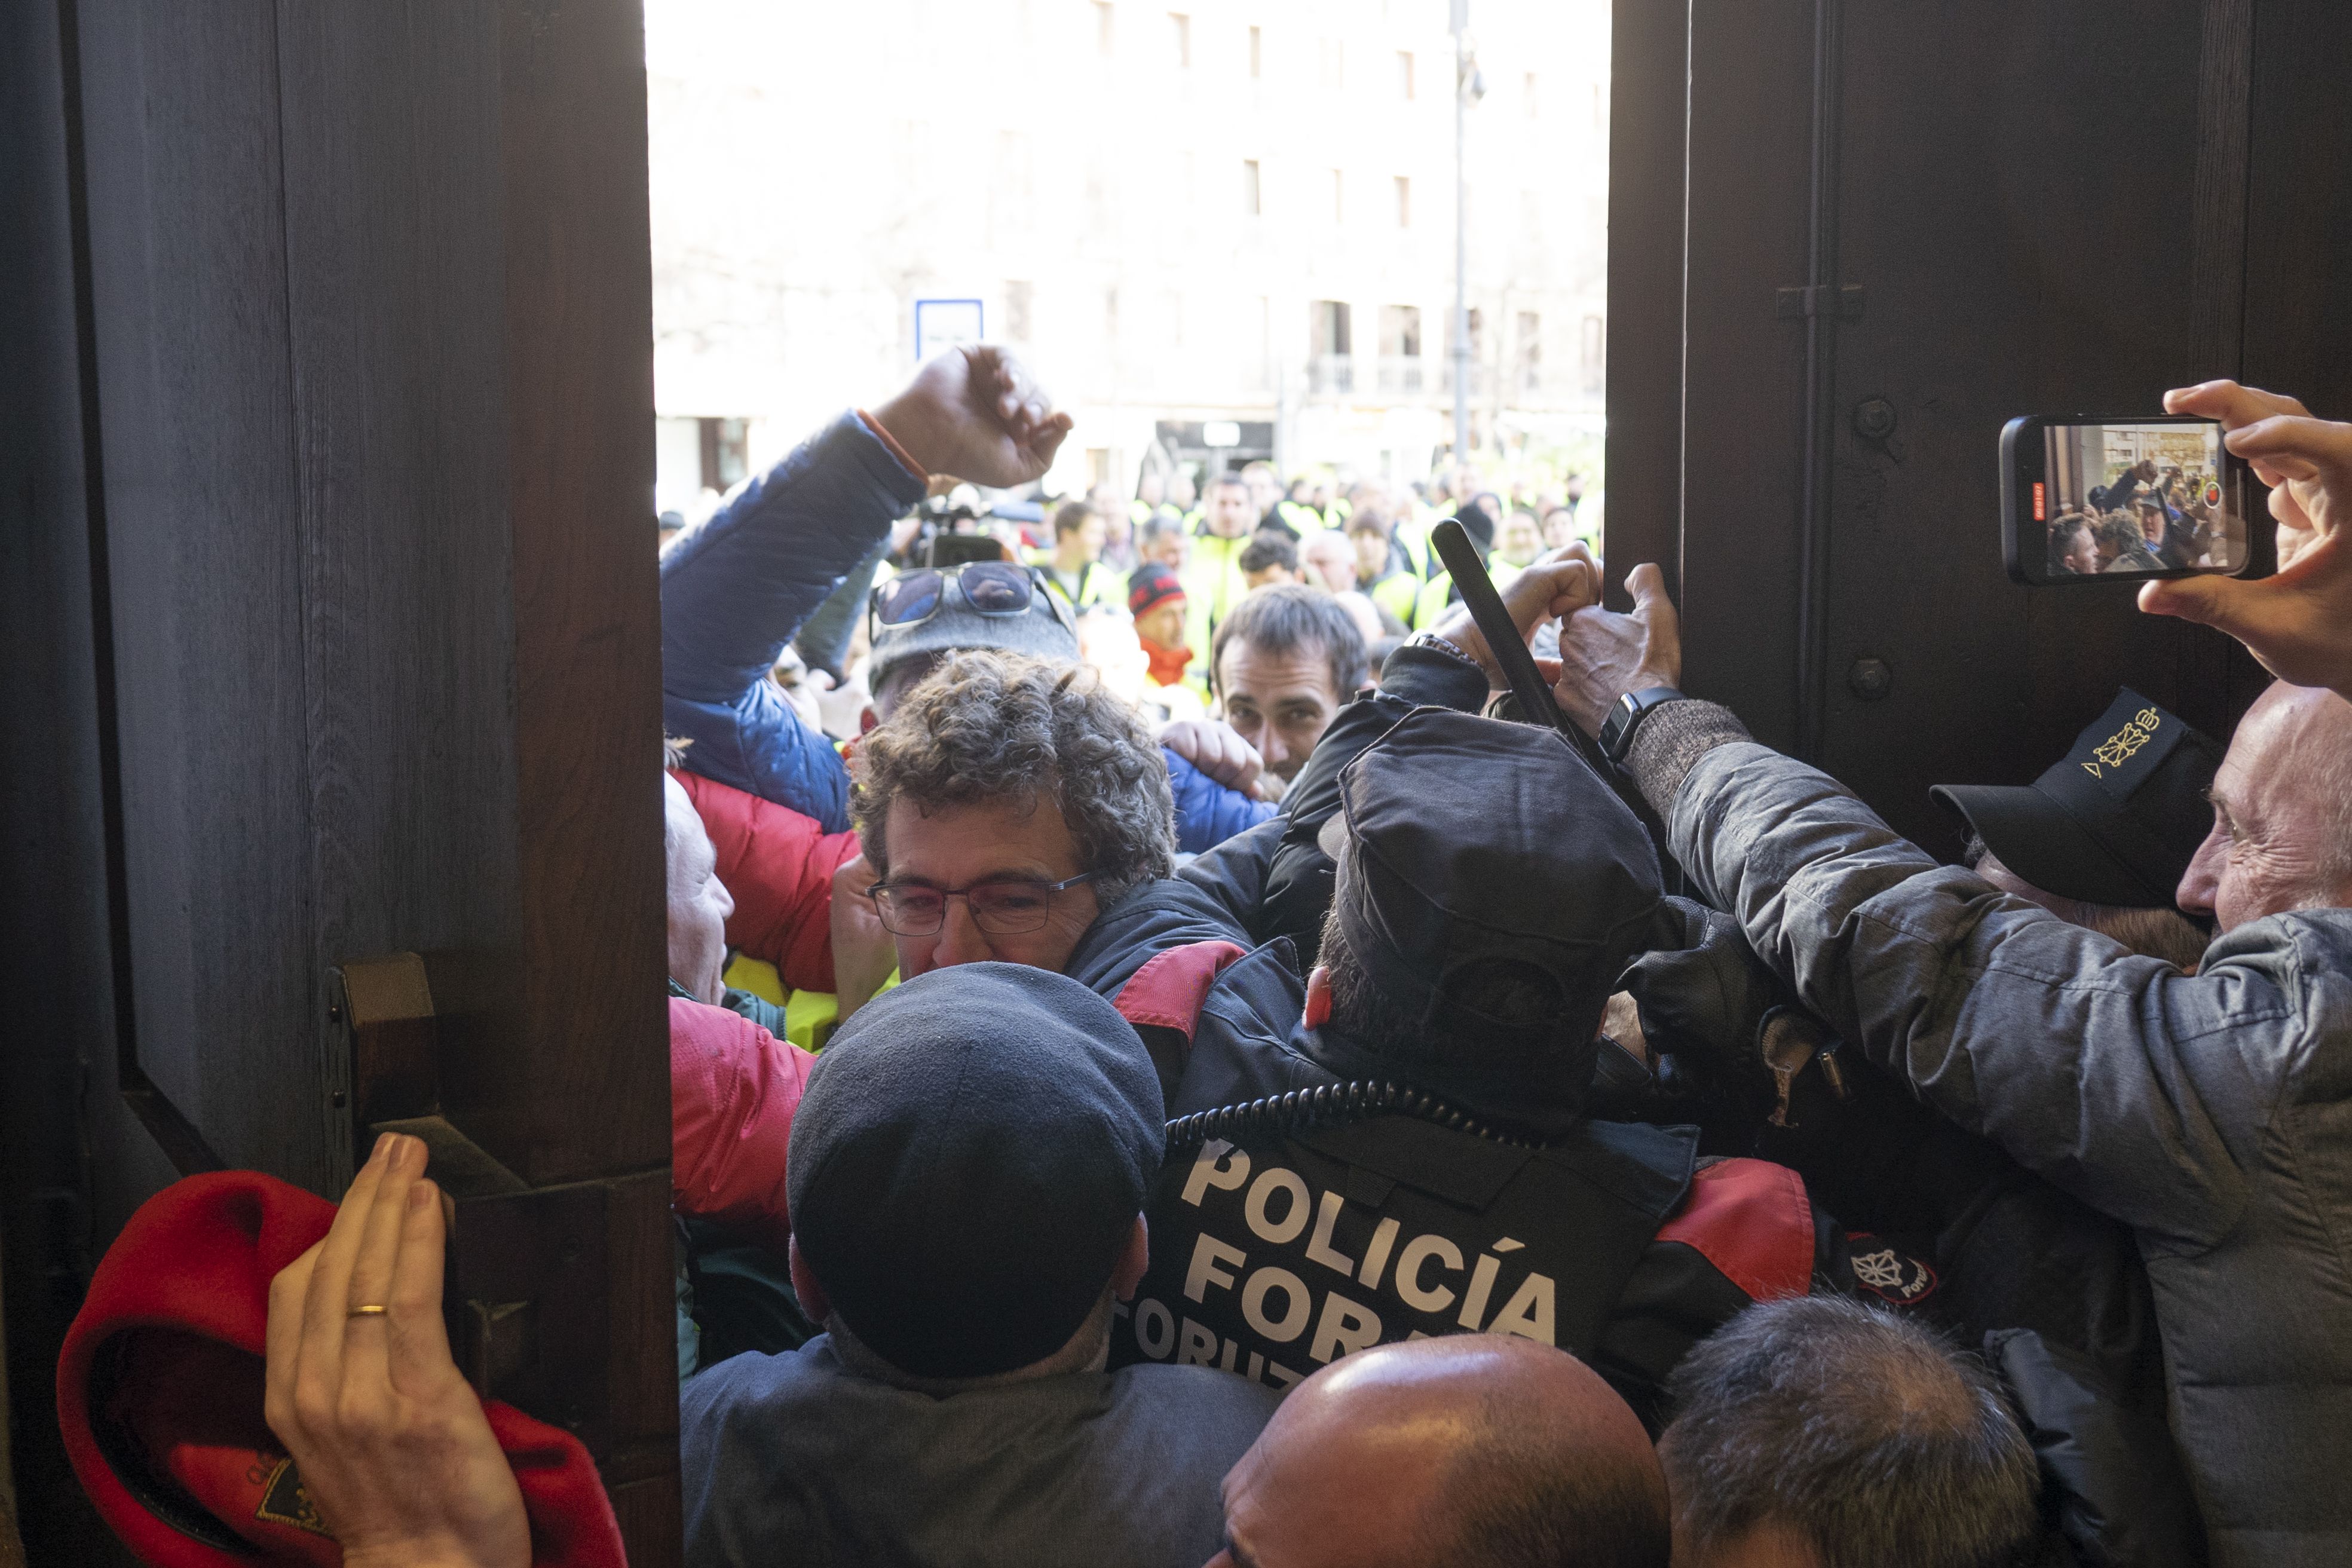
[2046,454,2247,577]
[60,348,2352,1568]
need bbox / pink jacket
[669,997,813,1254]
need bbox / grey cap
[869,564,1078,695]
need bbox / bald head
[1206,1337,1668,1568]
[664,773,732,1004]
[2178,681,2352,931]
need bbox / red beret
[57,1171,626,1568]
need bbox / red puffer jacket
[670,997,813,1254]
[673,767,861,995]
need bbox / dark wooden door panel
[1627,0,2283,853]
[21,1,679,1559]
[74,0,328,1185]
[1818,0,2226,852]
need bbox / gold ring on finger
[346,1304,390,1318]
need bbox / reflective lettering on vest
[1244,1167,1311,1244]
[1134,1298,1175,1359]
[1487,1270,1557,1344]
[1183,1140,1251,1206]
[1358,1217,1402,1290]
[1459,1251,1503,1331]
[1396,1233,1464,1313]
[1185,1232,1246,1303]
[1124,1119,1695,1388]
[1303,1190,1356,1276]
[1241,1266,1313,1342]
[1310,1292,1383,1363]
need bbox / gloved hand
[1619,898,1785,1084]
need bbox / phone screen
[2010,417,2246,584]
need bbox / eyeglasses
[862,872,1101,936]
[869,562,1071,638]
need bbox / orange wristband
[858,409,927,483]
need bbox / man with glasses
[860,558,1273,853]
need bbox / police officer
[1106,706,1893,1428]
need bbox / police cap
[1324,706,1663,1067]
[1931,687,2221,909]
[786,963,1163,1380]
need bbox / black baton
[1428,517,1615,779]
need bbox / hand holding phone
[2136,381,2352,701]
[2002,415,2250,585]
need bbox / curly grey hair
[850,650,1176,901]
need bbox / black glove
[1620,898,1785,1083]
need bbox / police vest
[1110,1082,1696,1391]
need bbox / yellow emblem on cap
[2082,707,2161,779]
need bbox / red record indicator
[2203,479,2224,507]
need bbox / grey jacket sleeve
[1656,736,2307,1250]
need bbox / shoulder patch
[1844,1233,1940,1307]
[1115,941,1248,1039]
[1654,1157,1814,1303]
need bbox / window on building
[1242,158,1261,215]
[1395,175,1411,228]
[1312,300,1354,393]
[1249,24,1261,78]
[1331,169,1345,225]
[1396,50,1414,99]
[1582,313,1605,392]
[1380,304,1422,357]
[1105,288,1120,338]
[1515,311,1541,391]
[1004,280,1034,342]
[1311,299,1352,356]
[1094,1,1114,56]
[1524,71,1539,117]
[1169,11,1189,68]
[698,417,750,493]
[1254,295,1271,389]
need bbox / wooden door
[1,1,677,1560]
[1607,0,2352,852]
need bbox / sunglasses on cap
[867,561,1074,639]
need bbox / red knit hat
[57,1171,626,1568]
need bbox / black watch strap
[1600,686,1688,764]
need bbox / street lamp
[1451,1,1486,470]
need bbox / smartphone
[2001,415,2250,585]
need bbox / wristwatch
[1405,630,1484,672]
[1599,686,1687,764]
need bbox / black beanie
[785,963,1164,1379]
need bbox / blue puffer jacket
[660,412,927,832]
[1165,748,1277,854]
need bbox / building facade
[647,0,1607,514]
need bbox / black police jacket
[1107,1070,1858,1430]
[1110,1092,1689,1398]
